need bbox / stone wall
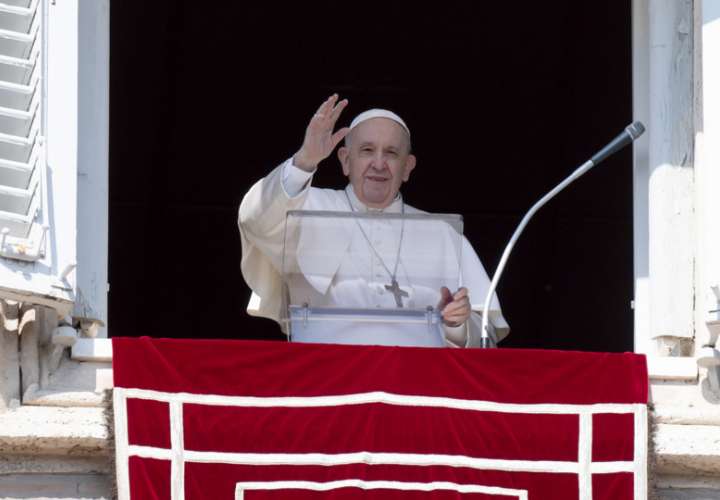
[0,304,112,500]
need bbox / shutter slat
[0,80,34,109]
[0,181,33,213]
[0,154,34,189]
[0,1,33,9]
[0,52,35,85]
[0,101,34,136]
[0,27,35,58]
[0,3,34,33]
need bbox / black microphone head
[626,121,646,140]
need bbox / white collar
[344,185,403,213]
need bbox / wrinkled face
[338,118,416,209]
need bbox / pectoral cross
[385,278,409,308]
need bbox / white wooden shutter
[0,0,45,260]
[0,0,74,315]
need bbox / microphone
[591,122,646,166]
[477,122,646,348]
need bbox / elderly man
[239,94,508,347]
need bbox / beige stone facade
[2,1,720,499]
[0,305,112,499]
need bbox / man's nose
[370,152,387,169]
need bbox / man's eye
[361,148,373,153]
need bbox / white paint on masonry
[632,0,652,354]
[694,1,720,350]
[647,0,695,342]
[75,0,109,336]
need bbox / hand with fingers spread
[293,94,350,172]
[438,286,471,327]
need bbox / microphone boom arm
[476,122,645,348]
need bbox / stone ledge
[652,405,720,426]
[23,388,106,408]
[0,406,109,456]
[654,423,720,476]
[0,454,111,475]
[655,487,720,500]
[0,473,111,499]
[19,357,113,408]
[655,473,720,499]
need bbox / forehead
[350,117,409,147]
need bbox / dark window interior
[109,1,634,352]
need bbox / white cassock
[238,158,510,347]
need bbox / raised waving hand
[293,94,350,172]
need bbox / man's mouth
[366,175,389,182]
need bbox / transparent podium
[281,210,464,347]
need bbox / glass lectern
[281,210,463,347]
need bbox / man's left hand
[439,286,471,327]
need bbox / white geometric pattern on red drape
[112,338,649,500]
[114,390,647,499]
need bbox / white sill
[646,356,698,381]
[71,338,112,362]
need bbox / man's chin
[361,189,392,208]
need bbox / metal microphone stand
[477,122,646,348]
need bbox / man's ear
[338,146,350,176]
[402,154,417,182]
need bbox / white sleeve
[442,322,468,348]
[282,158,316,198]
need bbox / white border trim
[113,389,130,500]
[633,405,649,499]
[119,388,642,415]
[235,480,529,499]
[114,388,648,500]
[578,412,593,500]
[127,445,635,475]
[169,401,185,500]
